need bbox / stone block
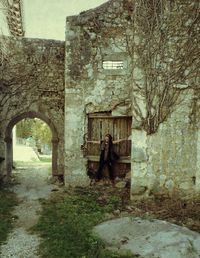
[164,179,175,191]
[131,185,148,195]
[179,181,193,191]
[132,147,148,162]
[66,30,77,40]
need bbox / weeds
[32,188,136,258]
[0,189,18,245]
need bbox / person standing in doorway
[87,134,126,185]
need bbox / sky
[23,0,108,40]
[0,1,9,36]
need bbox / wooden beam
[86,155,131,163]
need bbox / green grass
[0,189,18,245]
[32,188,136,258]
[38,156,52,163]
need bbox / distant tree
[16,119,52,149]
[16,119,34,139]
[31,119,52,149]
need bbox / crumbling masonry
[0,0,199,199]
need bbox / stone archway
[4,111,59,178]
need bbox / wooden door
[87,112,131,178]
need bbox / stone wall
[1,0,199,198]
[0,37,65,177]
[64,0,200,199]
[64,0,133,186]
[197,127,200,189]
[131,90,199,198]
[147,92,197,194]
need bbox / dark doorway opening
[86,112,131,179]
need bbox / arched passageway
[4,111,59,178]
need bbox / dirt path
[0,163,55,258]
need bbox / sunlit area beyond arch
[13,118,52,171]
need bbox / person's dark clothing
[96,140,119,181]
[97,160,114,180]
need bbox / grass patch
[33,187,136,258]
[0,189,18,245]
[38,156,52,163]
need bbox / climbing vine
[126,0,200,134]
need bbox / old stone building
[0,0,199,199]
[0,38,65,177]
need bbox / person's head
[104,134,112,144]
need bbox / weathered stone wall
[128,0,200,198]
[64,0,133,186]
[131,90,199,198]
[197,127,200,189]
[64,0,200,199]
[1,0,198,198]
[0,37,65,176]
[148,92,197,194]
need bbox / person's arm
[86,140,100,144]
[113,136,131,144]
[113,138,126,144]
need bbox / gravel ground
[0,163,54,258]
[0,228,40,258]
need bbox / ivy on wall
[126,0,199,134]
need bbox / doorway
[4,111,59,178]
[86,112,131,178]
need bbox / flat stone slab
[93,217,200,258]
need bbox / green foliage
[32,189,136,258]
[0,190,18,245]
[16,119,34,139]
[16,118,52,149]
[31,119,52,149]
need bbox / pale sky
[23,0,108,40]
[0,1,9,36]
